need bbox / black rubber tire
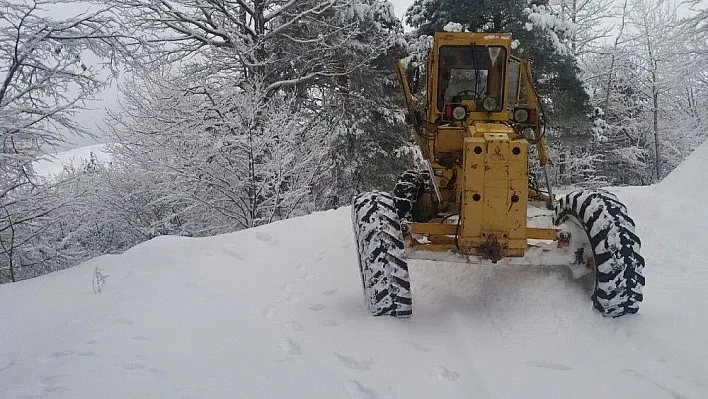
[393,170,431,221]
[555,189,645,317]
[352,191,412,317]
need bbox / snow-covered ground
[33,144,110,177]
[2,142,707,399]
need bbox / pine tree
[318,1,414,207]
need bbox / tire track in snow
[620,369,690,399]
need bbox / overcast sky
[390,0,413,19]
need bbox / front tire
[352,191,412,317]
[555,189,645,317]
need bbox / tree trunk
[653,84,660,180]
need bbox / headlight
[452,105,467,120]
[513,108,529,123]
[482,96,498,112]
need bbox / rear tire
[393,170,432,221]
[555,189,645,317]
[393,170,423,221]
[352,191,412,317]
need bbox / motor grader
[351,32,645,318]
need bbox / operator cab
[437,45,507,115]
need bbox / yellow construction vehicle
[351,32,645,318]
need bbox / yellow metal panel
[526,228,558,240]
[456,127,529,258]
[508,139,528,240]
[435,127,466,153]
[482,133,509,234]
[508,239,526,253]
[462,137,486,238]
[471,123,510,136]
[408,223,457,236]
[434,32,513,47]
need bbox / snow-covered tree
[0,0,126,282]
[107,0,412,207]
[568,0,708,185]
[549,0,617,59]
[106,70,330,235]
[110,0,395,94]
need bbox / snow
[657,138,708,197]
[443,22,463,32]
[3,145,708,398]
[33,144,111,177]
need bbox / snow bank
[658,138,708,196]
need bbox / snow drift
[33,144,110,177]
[2,143,708,398]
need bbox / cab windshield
[437,45,507,112]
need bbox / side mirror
[406,66,421,94]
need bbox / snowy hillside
[33,144,111,177]
[2,142,708,399]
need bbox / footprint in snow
[43,385,71,394]
[322,289,339,296]
[406,340,432,353]
[222,249,244,261]
[149,368,167,379]
[0,361,17,373]
[295,265,314,280]
[118,363,147,370]
[39,349,95,364]
[116,363,166,379]
[334,352,374,371]
[433,366,460,382]
[42,374,66,383]
[39,350,75,363]
[279,337,303,355]
[344,380,379,399]
[287,292,303,303]
[255,231,272,242]
[263,306,278,319]
[283,320,303,331]
[321,319,338,327]
[525,360,573,371]
[308,304,327,311]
